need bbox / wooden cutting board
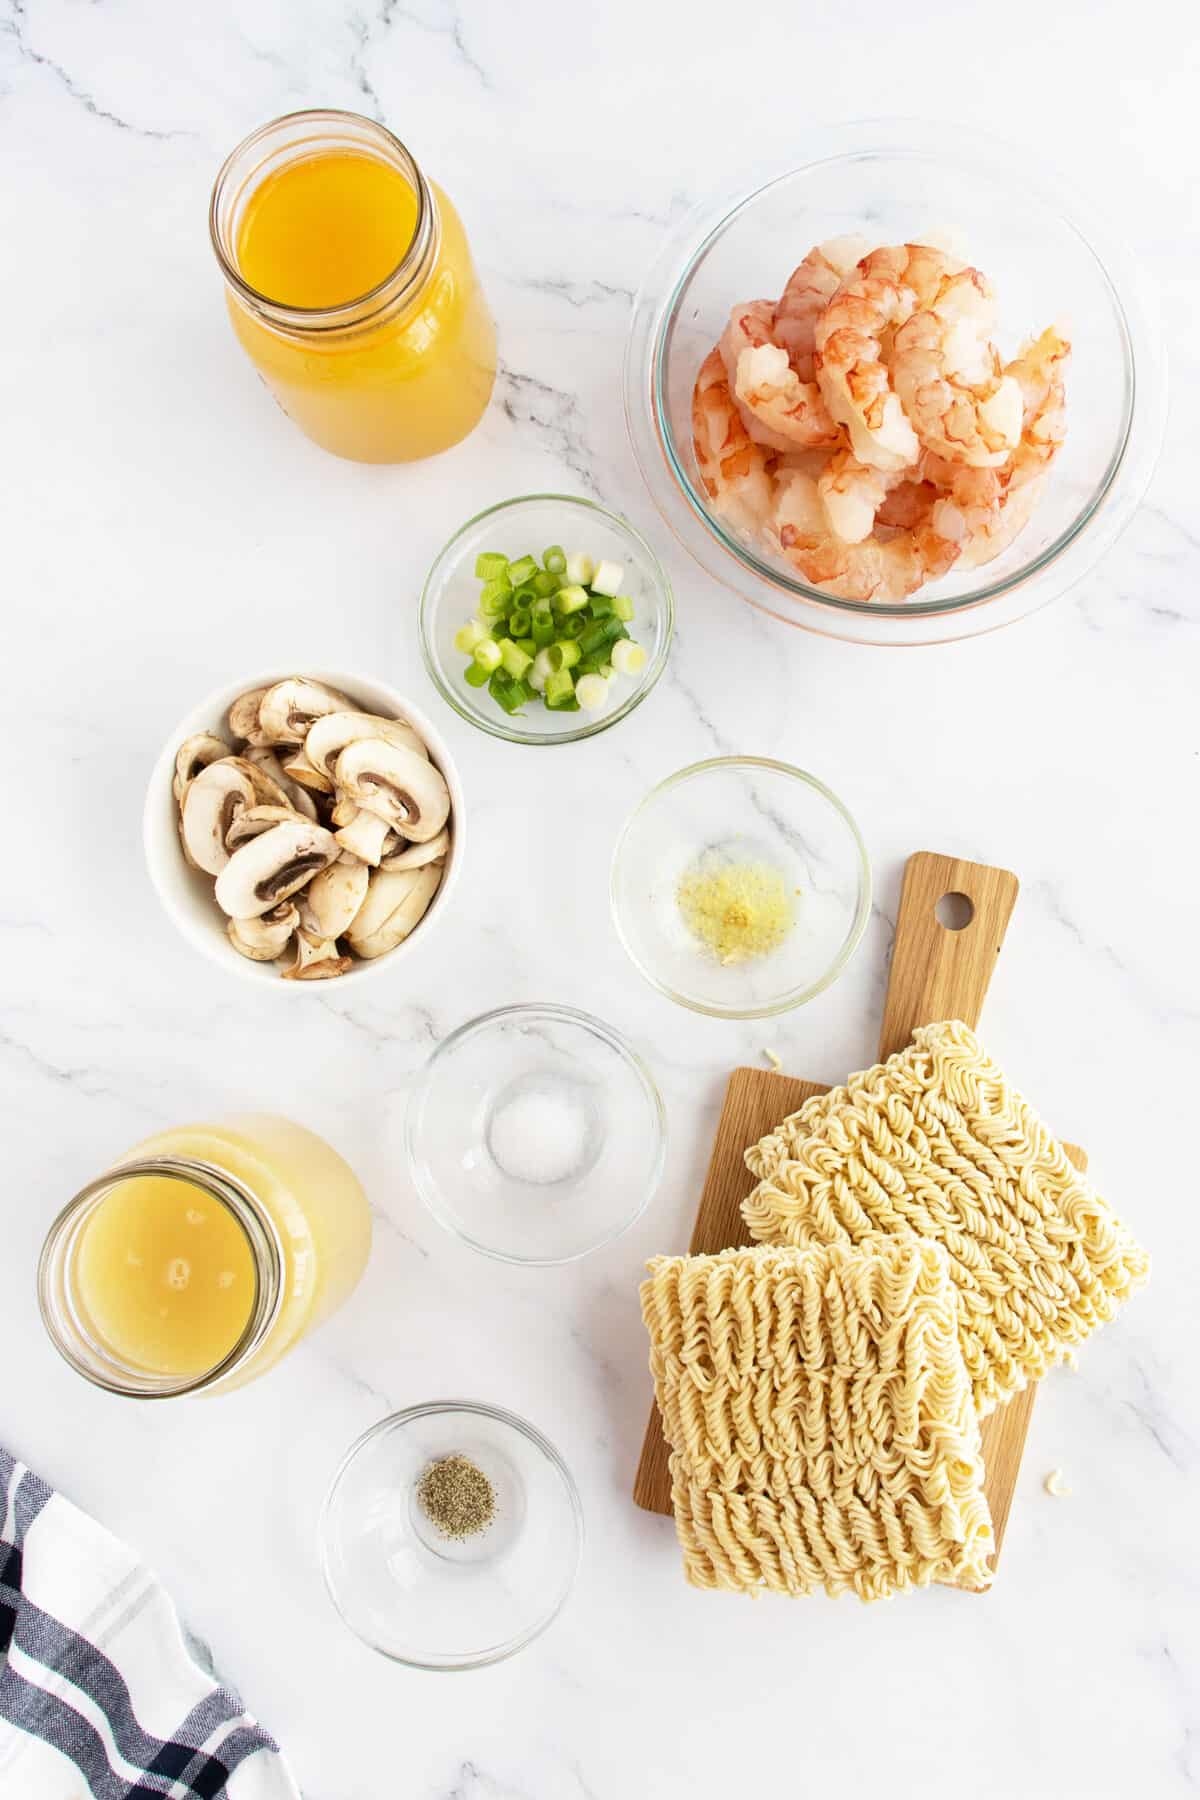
[633,850,1087,1582]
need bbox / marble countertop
[2,1,1196,1795]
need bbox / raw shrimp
[691,349,777,539]
[891,265,1022,467]
[774,236,871,381]
[718,300,839,450]
[812,246,925,471]
[772,465,960,601]
[817,448,902,544]
[950,324,1070,568]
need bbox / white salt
[489,1086,588,1186]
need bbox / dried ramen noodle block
[640,1241,994,1600]
[743,1021,1150,1417]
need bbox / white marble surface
[2,1,1197,1795]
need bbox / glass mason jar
[209,110,497,464]
[38,1115,372,1398]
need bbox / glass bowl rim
[319,1398,584,1671]
[419,492,675,744]
[610,755,873,1019]
[623,118,1168,644]
[404,1001,668,1263]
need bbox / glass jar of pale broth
[38,1115,371,1397]
[209,109,497,463]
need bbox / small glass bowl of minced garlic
[319,1401,583,1670]
[611,756,871,1018]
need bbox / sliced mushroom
[298,857,370,940]
[256,678,352,747]
[280,745,335,796]
[228,687,271,746]
[281,930,353,981]
[346,863,443,959]
[173,733,231,805]
[244,746,319,821]
[227,902,299,963]
[379,827,450,872]
[225,804,300,850]
[330,794,359,829]
[213,820,339,919]
[180,760,257,875]
[221,754,295,811]
[333,808,393,866]
[304,711,429,785]
[334,740,450,843]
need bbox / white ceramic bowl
[143,668,465,988]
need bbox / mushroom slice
[213,820,339,919]
[330,794,359,829]
[346,863,443,959]
[379,827,450,872]
[334,740,450,843]
[173,733,231,805]
[282,930,353,981]
[180,759,257,875]
[227,902,299,963]
[305,711,429,785]
[225,804,300,850]
[257,678,352,747]
[333,808,393,866]
[228,686,271,747]
[244,746,319,821]
[280,746,334,797]
[298,856,370,941]
[221,754,295,811]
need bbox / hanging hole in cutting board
[936,891,975,931]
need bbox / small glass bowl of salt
[405,1003,667,1263]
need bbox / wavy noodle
[742,1020,1150,1417]
[640,1240,993,1600]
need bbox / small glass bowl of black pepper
[319,1401,583,1670]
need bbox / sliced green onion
[499,638,533,679]
[552,583,589,616]
[559,613,586,640]
[487,670,526,715]
[564,551,594,586]
[532,569,559,598]
[542,545,566,575]
[548,639,581,672]
[516,636,536,658]
[473,638,502,673]
[576,673,610,712]
[588,594,616,620]
[531,612,556,648]
[579,615,627,656]
[574,650,607,676]
[491,616,511,639]
[453,618,488,654]
[590,558,624,597]
[530,648,553,692]
[480,578,512,617]
[507,605,532,638]
[474,552,508,580]
[544,668,575,707]
[613,594,635,622]
[611,638,647,675]
[506,554,537,586]
[464,662,490,688]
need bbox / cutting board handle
[877,852,1019,1062]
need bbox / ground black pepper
[416,1454,496,1539]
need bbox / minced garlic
[676,856,795,965]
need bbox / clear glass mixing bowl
[624,120,1166,646]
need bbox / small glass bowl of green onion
[420,495,674,744]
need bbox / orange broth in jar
[211,111,496,464]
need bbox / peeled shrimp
[812,246,924,471]
[951,324,1070,568]
[773,236,871,381]
[772,464,960,601]
[718,299,839,451]
[891,264,1022,467]
[691,348,776,538]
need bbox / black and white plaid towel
[0,1447,299,1799]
